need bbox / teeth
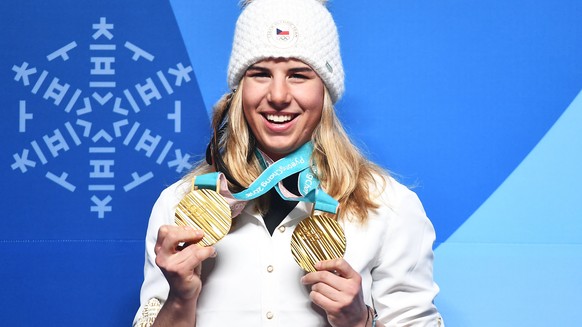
[266,114,293,123]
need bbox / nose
[267,76,291,107]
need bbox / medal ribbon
[255,149,338,214]
[195,142,339,217]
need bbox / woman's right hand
[154,225,217,303]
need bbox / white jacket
[134,175,444,326]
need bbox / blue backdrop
[1,1,581,326]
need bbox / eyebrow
[288,67,315,73]
[246,65,315,74]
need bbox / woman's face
[242,58,325,161]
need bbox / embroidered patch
[267,21,298,48]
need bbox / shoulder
[368,173,426,215]
[157,179,191,206]
[364,173,434,244]
[342,173,435,269]
[146,179,191,226]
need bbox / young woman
[134,1,444,326]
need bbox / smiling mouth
[264,113,296,124]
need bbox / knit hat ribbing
[227,0,344,103]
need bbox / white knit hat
[228,0,344,103]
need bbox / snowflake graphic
[10,17,198,218]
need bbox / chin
[261,145,296,160]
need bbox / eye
[290,73,308,80]
[245,67,271,79]
[248,71,270,78]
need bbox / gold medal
[175,182,231,247]
[291,213,346,272]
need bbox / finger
[156,225,205,255]
[165,233,217,267]
[301,270,342,287]
[182,242,217,262]
[309,286,340,311]
[315,258,359,280]
[304,273,359,304]
[310,281,343,302]
[159,243,216,276]
[302,267,363,302]
[193,245,217,276]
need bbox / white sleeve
[133,183,184,326]
[372,180,444,327]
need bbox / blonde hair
[185,80,386,223]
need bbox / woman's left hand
[301,258,369,327]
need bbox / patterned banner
[1,0,210,240]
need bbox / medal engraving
[175,188,231,247]
[291,214,346,272]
